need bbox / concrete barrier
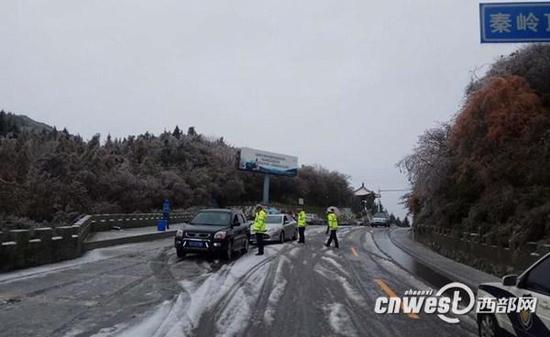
[88,212,192,232]
[414,225,544,276]
[83,230,176,251]
[0,211,193,272]
[0,242,18,272]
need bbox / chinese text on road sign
[480,2,550,43]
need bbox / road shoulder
[388,227,499,289]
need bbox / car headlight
[214,231,227,240]
[176,229,183,238]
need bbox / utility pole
[375,187,410,213]
[377,188,381,213]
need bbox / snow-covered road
[0,227,478,337]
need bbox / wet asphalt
[0,226,479,337]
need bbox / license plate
[188,241,204,248]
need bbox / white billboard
[238,147,298,177]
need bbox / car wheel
[478,314,502,337]
[176,247,186,259]
[223,241,233,260]
[241,239,249,254]
[279,231,285,244]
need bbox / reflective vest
[327,213,338,230]
[252,209,268,233]
[297,211,307,228]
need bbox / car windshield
[190,212,231,226]
[266,215,283,224]
[374,213,387,218]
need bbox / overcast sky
[1,1,519,218]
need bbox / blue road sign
[480,2,550,43]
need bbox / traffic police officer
[325,207,339,248]
[297,208,307,243]
[252,205,268,255]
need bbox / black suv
[174,209,250,260]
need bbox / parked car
[371,212,389,227]
[477,252,550,337]
[174,209,250,260]
[250,214,297,244]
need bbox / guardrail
[86,212,192,232]
[0,211,194,272]
[414,224,550,276]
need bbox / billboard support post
[263,174,270,204]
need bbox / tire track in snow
[262,255,290,325]
[323,228,400,336]
[195,244,293,337]
[110,244,290,337]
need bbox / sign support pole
[262,174,270,204]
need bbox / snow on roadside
[263,256,290,325]
[0,249,113,284]
[0,239,171,284]
[324,303,358,337]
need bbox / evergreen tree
[0,110,6,135]
[0,114,355,228]
[172,126,182,139]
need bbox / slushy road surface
[0,226,478,337]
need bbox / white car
[477,252,550,337]
[371,212,389,227]
[250,214,297,243]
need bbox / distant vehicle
[306,213,325,226]
[174,209,250,260]
[339,215,356,226]
[477,252,550,337]
[371,212,389,227]
[250,214,297,244]
[359,216,371,226]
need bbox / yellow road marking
[351,247,359,256]
[374,278,420,320]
